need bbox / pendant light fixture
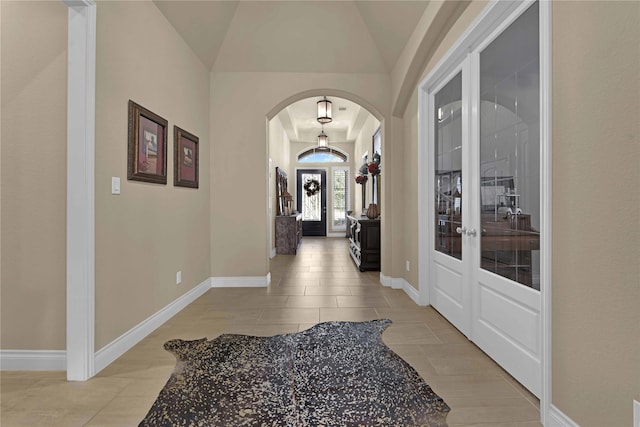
[317,96,332,124]
[317,125,328,148]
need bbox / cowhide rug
[139,319,450,426]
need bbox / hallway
[1,238,541,426]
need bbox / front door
[297,169,327,236]
[428,2,543,397]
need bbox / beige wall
[552,2,640,426]
[210,72,390,278]
[388,1,488,287]
[0,1,68,350]
[94,1,211,350]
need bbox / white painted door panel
[426,1,543,399]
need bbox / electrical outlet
[176,271,182,285]
[406,260,410,271]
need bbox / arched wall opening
[266,90,384,267]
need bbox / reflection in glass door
[435,72,463,260]
[479,2,540,290]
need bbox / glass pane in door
[479,3,540,289]
[332,169,348,230]
[434,72,463,259]
[301,173,322,221]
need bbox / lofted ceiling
[153,0,430,72]
[153,1,428,141]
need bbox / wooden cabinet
[276,214,302,255]
[347,215,380,271]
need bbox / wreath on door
[304,178,321,197]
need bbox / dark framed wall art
[127,100,168,184]
[174,126,199,188]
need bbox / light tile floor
[1,237,542,426]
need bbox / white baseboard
[390,278,404,290]
[546,404,580,427]
[380,272,392,287]
[379,274,423,306]
[270,248,277,259]
[0,350,66,371]
[94,278,212,374]
[211,273,271,288]
[401,280,422,305]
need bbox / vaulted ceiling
[153,1,430,141]
[153,0,430,73]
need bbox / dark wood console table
[347,215,380,271]
[276,214,302,255]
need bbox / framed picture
[127,100,168,184]
[174,126,199,188]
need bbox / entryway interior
[268,95,381,248]
[1,238,541,426]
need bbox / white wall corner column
[540,0,553,423]
[65,0,96,381]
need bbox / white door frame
[65,0,97,381]
[418,0,552,421]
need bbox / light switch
[111,177,121,195]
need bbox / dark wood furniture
[347,215,380,271]
[276,214,302,255]
[436,213,540,287]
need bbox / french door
[427,2,543,397]
[297,169,327,236]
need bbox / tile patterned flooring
[1,238,542,426]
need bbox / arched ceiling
[153,0,430,73]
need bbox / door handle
[466,228,477,237]
[456,226,467,235]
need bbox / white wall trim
[211,274,271,288]
[270,248,277,259]
[65,0,97,382]
[390,278,404,290]
[380,274,424,306]
[546,405,580,427]
[401,279,422,305]
[0,350,66,371]
[540,0,554,424]
[380,272,392,287]
[94,278,212,374]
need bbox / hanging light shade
[317,96,332,124]
[317,128,328,148]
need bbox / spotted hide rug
[139,319,450,426]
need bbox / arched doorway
[266,92,384,268]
